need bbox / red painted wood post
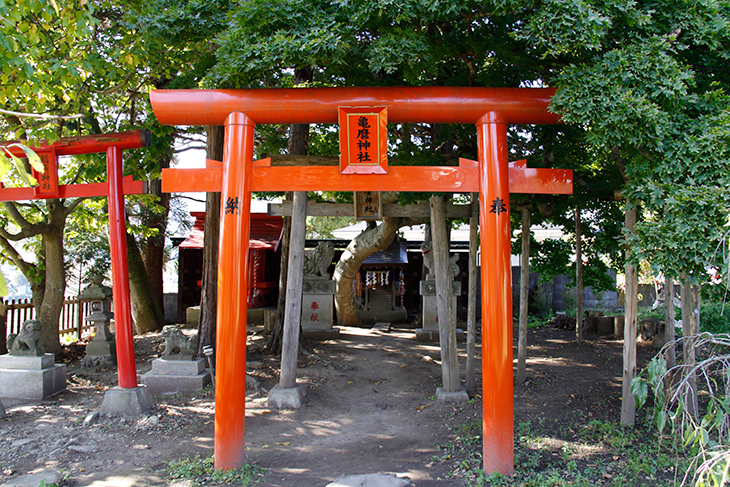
[107,146,137,389]
[214,112,255,470]
[477,112,514,476]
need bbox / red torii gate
[150,86,572,476]
[0,131,149,391]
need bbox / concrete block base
[435,387,469,403]
[0,354,66,401]
[100,386,153,416]
[415,328,465,342]
[0,399,5,418]
[371,322,391,332]
[327,473,412,487]
[267,384,306,409]
[140,358,211,395]
[301,328,341,340]
[141,371,212,396]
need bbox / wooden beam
[268,201,471,218]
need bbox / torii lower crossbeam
[151,87,572,476]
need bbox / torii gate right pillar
[477,112,514,475]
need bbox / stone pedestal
[301,278,339,339]
[0,353,66,401]
[416,280,464,341]
[140,358,211,395]
[100,386,153,416]
[267,384,307,409]
[435,387,469,403]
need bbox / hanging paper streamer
[353,271,362,299]
[398,270,406,307]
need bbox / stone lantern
[79,276,116,367]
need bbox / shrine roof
[362,238,408,267]
[180,212,283,250]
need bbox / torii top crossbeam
[150,86,571,477]
[151,86,559,125]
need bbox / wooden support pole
[215,112,255,470]
[575,208,583,344]
[621,206,638,427]
[430,194,460,393]
[517,206,530,384]
[107,146,137,389]
[664,275,676,370]
[477,113,513,475]
[465,193,478,392]
[681,280,698,416]
[280,191,308,389]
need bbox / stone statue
[7,319,45,356]
[421,242,459,281]
[161,325,199,360]
[303,241,335,279]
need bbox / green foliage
[530,0,730,280]
[467,414,688,487]
[634,333,730,487]
[699,302,730,335]
[166,455,264,486]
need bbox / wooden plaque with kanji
[338,106,387,174]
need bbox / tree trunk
[334,211,403,326]
[139,154,171,314]
[681,280,699,416]
[430,194,460,393]
[127,232,164,333]
[465,194,478,392]
[664,275,676,370]
[517,206,530,384]
[575,207,583,343]
[197,125,224,357]
[621,206,638,427]
[38,224,65,356]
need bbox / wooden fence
[2,297,94,342]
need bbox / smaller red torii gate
[151,86,572,476]
[0,131,149,391]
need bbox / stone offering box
[301,278,340,339]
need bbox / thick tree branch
[0,108,85,121]
[0,201,49,239]
[0,234,34,277]
[63,197,88,218]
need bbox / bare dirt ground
[0,323,655,487]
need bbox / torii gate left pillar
[151,86,572,475]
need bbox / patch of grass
[455,415,690,487]
[166,454,264,486]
